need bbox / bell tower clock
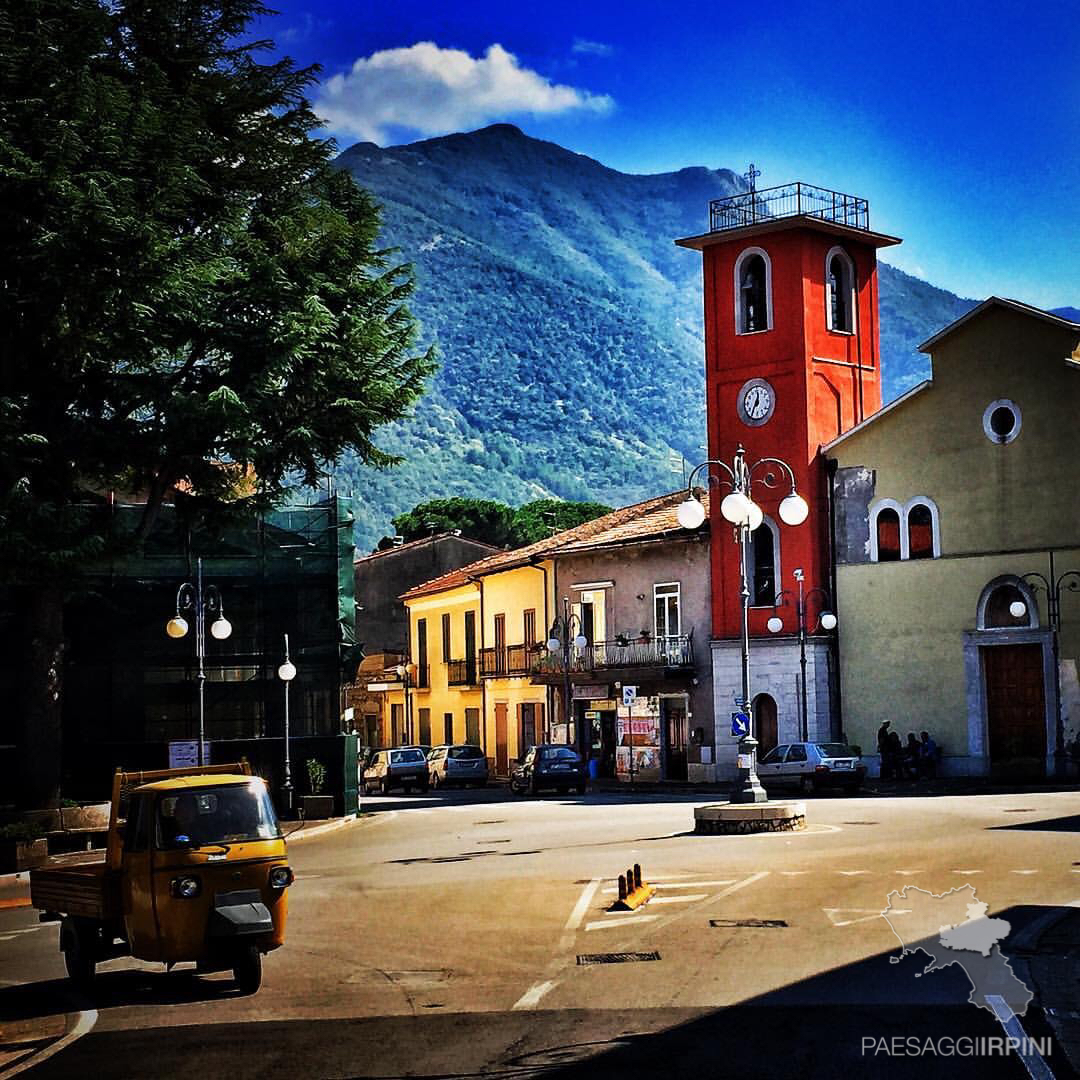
[676,175,901,750]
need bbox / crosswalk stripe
[584,915,660,931]
[649,894,708,904]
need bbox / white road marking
[953,869,983,875]
[0,926,45,943]
[836,870,870,876]
[512,980,556,1011]
[564,878,601,932]
[895,870,922,875]
[985,995,1054,1080]
[824,907,907,927]
[649,894,708,904]
[584,915,660,931]
[780,870,809,876]
[0,1008,98,1080]
[1010,869,1039,875]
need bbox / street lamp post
[1010,553,1080,778]
[395,663,415,744]
[677,445,809,803]
[165,557,232,766]
[767,568,837,742]
[278,634,297,814]
[547,597,588,757]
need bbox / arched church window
[825,247,856,333]
[748,519,778,604]
[875,508,901,562]
[734,248,773,334]
[907,503,935,559]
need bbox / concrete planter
[299,795,335,821]
[0,838,48,872]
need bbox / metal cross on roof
[744,163,761,194]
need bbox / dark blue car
[510,745,588,796]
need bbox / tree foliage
[0,0,435,806]
[0,0,436,576]
[387,497,612,549]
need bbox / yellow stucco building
[827,298,1080,777]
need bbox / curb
[282,813,361,844]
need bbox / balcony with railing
[479,644,532,678]
[446,659,479,687]
[530,633,694,682]
[709,182,869,234]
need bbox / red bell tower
[677,176,900,748]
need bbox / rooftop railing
[709,182,869,234]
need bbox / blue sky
[258,0,1079,309]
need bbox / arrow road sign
[622,685,638,707]
[730,712,750,738]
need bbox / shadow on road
[13,905,1074,1080]
[0,967,248,1025]
[989,813,1080,832]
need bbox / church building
[826,298,1080,777]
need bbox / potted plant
[0,822,48,872]
[300,758,335,820]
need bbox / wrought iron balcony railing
[479,644,532,678]
[709,182,869,234]
[531,633,694,676]
[446,659,478,686]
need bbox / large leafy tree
[0,0,435,807]
[386,497,612,549]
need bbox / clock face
[737,378,775,427]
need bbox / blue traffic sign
[730,712,750,738]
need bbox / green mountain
[332,124,976,552]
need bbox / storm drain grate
[710,918,787,929]
[577,952,661,965]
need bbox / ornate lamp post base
[730,736,769,804]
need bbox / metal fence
[531,634,694,675]
[710,182,869,233]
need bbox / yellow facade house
[393,496,693,777]
[826,298,1080,778]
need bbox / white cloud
[571,38,614,57]
[314,42,614,143]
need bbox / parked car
[362,747,430,794]
[757,742,866,793]
[510,745,587,796]
[356,746,377,776]
[427,744,489,789]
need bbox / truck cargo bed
[30,854,121,920]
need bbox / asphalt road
[2,786,1078,1079]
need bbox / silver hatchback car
[427,744,489,789]
[757,742,866,793]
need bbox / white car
[757,742,866,793]
[426,744,489,789]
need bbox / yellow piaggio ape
[31,763,293,993]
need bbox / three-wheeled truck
[30,763,293,993]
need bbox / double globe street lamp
[278,634,297,813]
[165,557,232,766]
[547,597,588,757]
[767,568,837,742]
[677,445,809,803]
